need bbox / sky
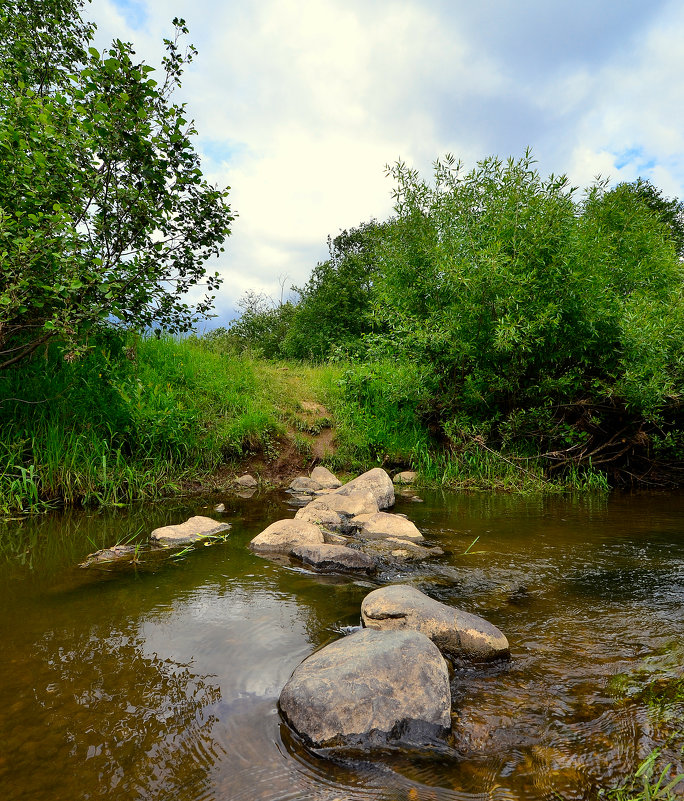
[89,0,684,325]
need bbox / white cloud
[89,0,684,324]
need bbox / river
[1,488,682,800]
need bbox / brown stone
[249,519,324,554]
[150,516,230,547]
[279,628,451,749]
[361,585,509,662]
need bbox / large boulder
[310,465,342,489]
[249,519,324,554]
[335,467,395,510]
[361,585,510,662]
[150,516,230,547]
[354,512,424,542]
[279,628,451,749]
[290,543,375,574]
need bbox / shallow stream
[1,489,683,800]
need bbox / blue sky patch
[111,0,148,30]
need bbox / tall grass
[0,335,284,513]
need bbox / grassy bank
[1,336,613,515]
[0,335,339,514]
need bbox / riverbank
[0,334,620,516]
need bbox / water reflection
[1,624,221,800]
[0,489,683,800]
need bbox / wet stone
[279,628,451,749]
[361,584,510,662]
[290,543,376,574]
[150,516,230,547]
[249,518,324,555]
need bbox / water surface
[1,490,682,800]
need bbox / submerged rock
[79,544,139,568]
[249,518,324,554]
[279,628,451,749]
[361,585,509,662]
[362,539,443,562]
[150,516,230,547]
[335,467,395,510]
[310,465,342,489]
[290,543,376,574]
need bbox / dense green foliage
[0,337,282,512]
[0,0,232,370]
[229,152,684,485]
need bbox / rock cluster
[278,583,509,749]
[80,514,231,567]
[251,467,442,573]
[247,466,511,753]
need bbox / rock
[335,467,395,510]
[321,531,349,546]
[290,544,376,574]
[355,512,425,542]
[236,474,258,488]
[150,516,230,547]
[79,544,139,567]
[214,503,225,513]
[295,505,348,532]
[249,519,324,554]
[279,628,451,749]
[361,585,509,662]
[307,490,379,518]
[295,492,379,533]
[363,539,443,562]
[393,471,417,485]
[310,465,342,489]
[289,476,323,493]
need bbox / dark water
[1,489,683,800]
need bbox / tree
[0,0,233,370]
[282,220,386,360]
[615,177,684,258]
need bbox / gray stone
[393,471,417,485]
[289,476,323,493]
[310,465,342,489]
[236,474,258,488]
[79,544,139,567]
[295,505,349,532]
[150,516,230,547]
[279,628,451,749]
[361,585,509,662]
[355,512,425,542]
[321,531,349,546]
[307,490,378,518]
[362,539,443,562]
[290,544,376,574]
[335,467,395,510]
[249,519,324,554]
